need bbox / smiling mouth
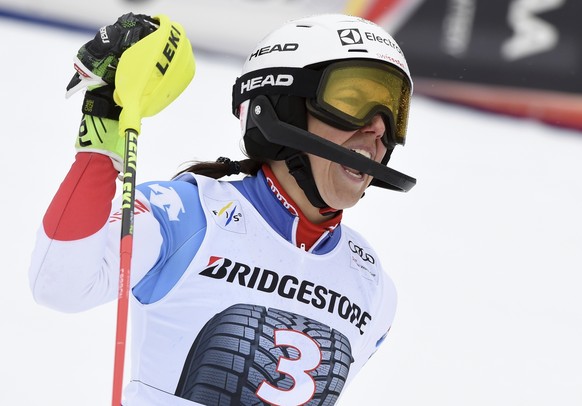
[342,149,372,179]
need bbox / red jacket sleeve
[43,152,118,240]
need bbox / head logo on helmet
[249,43,299,60]
[231,14,416,208]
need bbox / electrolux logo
[337,28,363,46]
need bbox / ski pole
[110,15,195,406]
[112,127,138,406]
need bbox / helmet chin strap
[284,152,329,209]
[250,95,417,193]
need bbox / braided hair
[175,157,264,180]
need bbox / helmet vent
[348,49,368,53]
[295,24,313,28]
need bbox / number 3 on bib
[256,329,322,406]
[175,304,354,405]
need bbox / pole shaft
[112,129,139,406]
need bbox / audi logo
[348,240,375,264]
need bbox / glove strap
[82,88,122,120]
[81,90,121,120]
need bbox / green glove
[67,13,157,170]
[76,114,124,172]
[66,13,158,98]
[66,13,157,122]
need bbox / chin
[324,194,361,210]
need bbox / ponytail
[175,157,264,180]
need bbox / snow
[2,17,582,406]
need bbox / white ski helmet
[232,14,415,207]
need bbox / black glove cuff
[81,86,122,120]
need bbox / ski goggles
[232,60,412,146]
[306,60,412,146]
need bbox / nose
[361,114,386,139]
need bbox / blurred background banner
[0,0,580,130]
[394,0,582,132]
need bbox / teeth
[351,149,372,159]
[344,149,372,178]
[344,168,363,178]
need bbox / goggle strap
[232,68,321,115]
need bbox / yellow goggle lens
[318,62,411,144]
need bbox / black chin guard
[249,95,416,193]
